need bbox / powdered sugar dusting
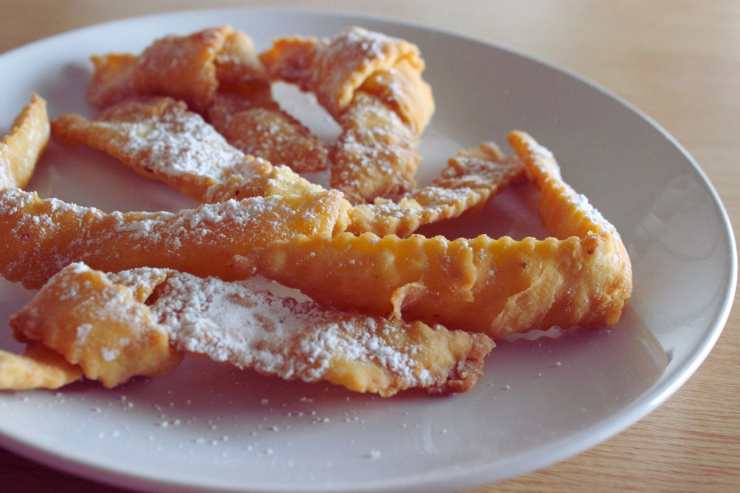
[75,324,93,346]
[522,135,615,235]
[560,182,615,233]
[316,27,415,115]
[101,347,120,362]
[0,157,12,188]
[148,272,432,387]
[0,187,327,287]
[348,145,523,233]
[333,93,418,201]
[106,103,256,182]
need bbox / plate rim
[0,6,736,493]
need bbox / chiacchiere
[10,263,492,395]
[0,26,631,395]
[87,26,329,173]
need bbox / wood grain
[1,1,739,492]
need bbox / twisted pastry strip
[0,94,49,189]
[210,29,329,172]
[55,96,523,236]
[2,96,489,395]
[257,132,632,337]
[260,27,432,127]
[1,99,348,289]
[0,95,86,390]
[207,83,329,172]
[53,97,519,236]
[54,97,330,203]
[11,264,182,388]
[11,263,493,396]
[330,91,422,202]
[88,26,328,172]
[88,26,262,111]
[54,97,279,202]
[348,142,524,236]
[87,53,137,110]
[0,184,348,289]
[261,27,434,202]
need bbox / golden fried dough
[258,233,628,338]
[12,263,493,396]
[55,95,523,238]
[54,97,270,201]
[88,26,261,112]
[87,53,138,109]
[53,97,330,202]
[258,232,478,316]
[136,25,237,111]
[261,27,429,119]
[11,264,182,388]
[207,87,329,172]
[359,58,434,134]
[87,27,330,173]
[262,27,434,202]
[213,28,265,86]
[330,92,421,202]
[53,96,520,237]
[0,184,349,288]
[257,132,632,337]
[348,141,524,236]
[0,94,49,189]
[0,344,82,390]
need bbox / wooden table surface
[1,1,738,491]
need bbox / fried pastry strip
[507,131,621,241]
[53,97,323,202]
[87,53,138,110]
[258,132,632,337]
[348,142,524,236]
[330,92,421,202]
[261,27,435,202]
[11,264,182,388]
[0,96,85,390]
[53,97,519,236]
[207,86,329,172]
[88,27,328,172]
[88,26,261,112]
[0,183,348,288]
[0,344,82,390]
[11,263,493,396]
[0,94,49,189]
[261,27,432,126]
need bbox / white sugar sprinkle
[145,272,430,388]
[100,347,120,362]
[111,101,258,182]
[75,324,93,346]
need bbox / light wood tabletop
[1,1,738,492]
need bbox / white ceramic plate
[0,8,735,493]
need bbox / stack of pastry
[0,26,631,397]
